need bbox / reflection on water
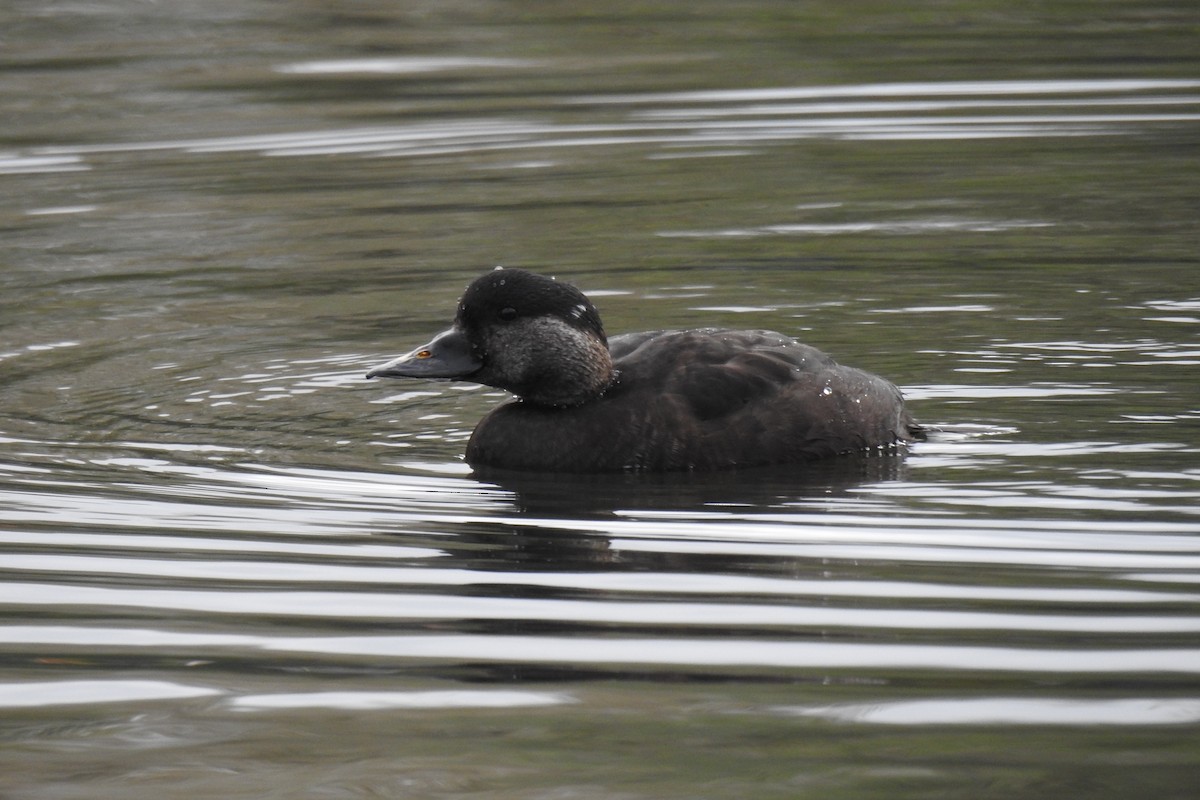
[12,78,1200,172]
[2,1,1200,798]
[0,680,221,709]
[785,697,1200,726]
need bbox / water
[2,2,1200,798]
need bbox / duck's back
[466,328,917,472]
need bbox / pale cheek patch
[484,317,612,405]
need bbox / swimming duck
[367,267,921,472]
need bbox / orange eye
[416,350,432,359]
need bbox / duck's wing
[614,329,830,415]
[623,330,915,467]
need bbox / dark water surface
[3,2,1200,798]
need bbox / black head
[368,267,615,408]
[455,267,607,347]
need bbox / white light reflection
[571,78,1200,104]
[21,79,1199,168]
[0,154,88,174]
[0,679,220,708]
[782,697,1200,726]
[4,583,1198,633]
[660,220,1053,238]
[607,539,1200,569]
[0,531,440,560]
[275,57,536,75]
[230,689,572,711]
[4,627,1199,674]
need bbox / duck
[366,267,921,472]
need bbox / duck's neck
[522,324,615,408]
[475,317,616,408]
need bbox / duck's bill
[366,327,482,380]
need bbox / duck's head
[367,267,614,407]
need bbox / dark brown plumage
[367,268,921,472]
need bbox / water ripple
[0,679,219,708]
[5,627,1197,674]
[4,583,1198,633]
[19,79,1199,172]
[782,697,1200,726]
[230,689,572,711]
